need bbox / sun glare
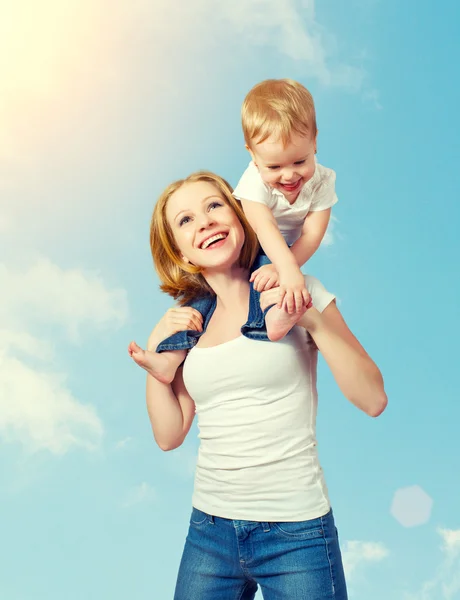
[0,0,106,157]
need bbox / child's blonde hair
[150,171,260,304]
[242,79,317,148]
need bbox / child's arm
[241,199,310,313]
[289,165,337,266]
[290,208,332,267]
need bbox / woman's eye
[179,216,191,226]
[208,201,222,210]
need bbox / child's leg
[128,342,186,384]
[139,295,215,382]
[265,304,307,342]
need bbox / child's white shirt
[233,159,338,245]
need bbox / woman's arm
[259,287,387,416]
[146,367,196,451]
[128,306,202,450]
[300,302,387,417]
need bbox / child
[234,78,337,312]
[130,79,337,384]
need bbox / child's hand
[250,264,280,292]
[278,266,311,314]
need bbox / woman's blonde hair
[150,171,260,304]
[242,78,317,148]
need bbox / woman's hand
[127,306,203,384]
[147,306,203,350]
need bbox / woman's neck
[202,266,250,311]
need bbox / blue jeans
[156,253,272,352]
[174,507,348,599]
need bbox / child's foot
[265,304,308,342]
[128,341,185,384]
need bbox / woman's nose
[197,212,215,229]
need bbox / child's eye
[294,160,306,165]
[179,216,191,226]
[268,166,280,170]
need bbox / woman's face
[165,181,245,271]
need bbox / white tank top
[182,275,335,522]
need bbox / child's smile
[249,131,317,203]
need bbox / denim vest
[155,281,271,353]
[155,252,273,353]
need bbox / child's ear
[245,144,257,166]
[314,132,318,154]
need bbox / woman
[128,171,387,600]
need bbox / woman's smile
[198,231,228,249]
[166,181,245,269]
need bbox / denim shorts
[155,252,272,352]
[174,506,348,599]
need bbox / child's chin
[282,188,301,200]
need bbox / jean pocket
[272,516,324,539]
[190,507,209,526]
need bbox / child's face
[249,131,317,202]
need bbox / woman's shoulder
[304,273,326,292]
[304,274,336,313]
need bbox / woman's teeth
[201,233,227,249]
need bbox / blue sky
[1,1,459,598]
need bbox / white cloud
[404,528,460,600]
[0,257,128,455]
[0,354,103,454]
[121,482,156,508]
[363,88,383,110]
[342,540,389,582]
[321,215,338,247]
[0,329,54,361]
[0,258,128,342]
[440,528,460,556]
[115,437,133,450]
[221,0,364,90]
